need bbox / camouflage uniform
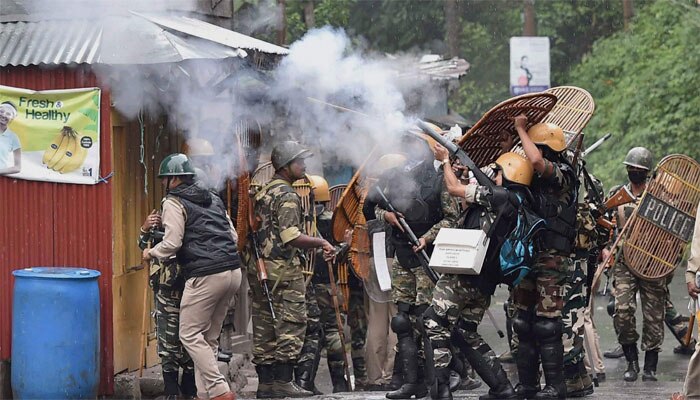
[297,284,322,365]
[138,229,195,395]
[513,158,577,398]
[367,160,459,399]
[250,175,308,365]
[348,279,368,380]
[609,183,666,352]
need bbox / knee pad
[391,312,412,336]
[533,317,563,344]
[512,312,534,339]
[607,296,615,318]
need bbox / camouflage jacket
[253,175,305,282]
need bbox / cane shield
[622,155,700,280]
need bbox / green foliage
[569,0,700,189]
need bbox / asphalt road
[240,266,695,399]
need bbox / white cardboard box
[429,228,490,275]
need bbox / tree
[570,0,700,188]
[445,0,460,57]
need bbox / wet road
[240,267,695,399]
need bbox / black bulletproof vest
[385,162,443,268]
[530,161,578,254]
[169,184,240,279]
[461,186,524,295]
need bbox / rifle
[327,257,355,390]
[374,186,440,284]
[248,200,277,320]
[580,133,612,158]
[417,120,495,190]
[235,131,276,320]
[139,232,153,378]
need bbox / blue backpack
[499,196,546,286]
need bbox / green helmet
[623,147,653,170]
[158,153,196,177]
[271,141,313,170]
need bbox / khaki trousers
[684,340,700,399]
[365,297,398,384]
[180,269,242,398]
[582,307,605,374]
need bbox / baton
[485,309,505,338]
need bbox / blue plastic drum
[12,267,101,399]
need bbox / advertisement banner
[510,37,550,95]
[0,85,100,184]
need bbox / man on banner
[0,102,21,175]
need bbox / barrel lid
[12,267,101,279]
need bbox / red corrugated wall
[0,65,114,394]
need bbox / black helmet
[158,153,196,177]
[271,141,313,170]
[623,147,653,170]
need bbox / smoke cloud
[91,15,443,189]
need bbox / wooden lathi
[622,155,700,280]
[457,92,558,167]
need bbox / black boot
[162,370,180,397]
[330,364,349,393]
[389,351,404,390]
[433,368,453,400]
[256,364,275,399]
[270,363,314,398]
[533,318,565,399]
[387,311,427,399]
[642,351,659,382]
[295,359,322,395]
[180,369,197,398]
[622,344,640,382]
[513,323,540,398]
[385,350,427,399]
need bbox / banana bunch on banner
[42,126,88,174]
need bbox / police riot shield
[622,154,700,280]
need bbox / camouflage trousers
[392,258,434,359]
[665,275,692,346]
[348,287,367,362]
[155,289,194,374]
[315,283,347,370]
[425,274,491,369]
[562,260,587,366]
[298,284,322,364]
[613,261,666,351]
[249,267,308,365]
[391,258,434,306]
[513,254,572,318]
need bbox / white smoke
[92,19,442,189]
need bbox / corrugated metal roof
[0,12,289,67]
[135,12,290,56]
[0,20,102,66]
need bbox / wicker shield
[251,161,275,188]
[329,184,347,212]
[457,92,558,167]
[293,176,317,285]
[622,155,700,280]
[233,119,262,252]
[542,86,595,145]
[332,150,380,279]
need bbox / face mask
[628,170,648,184]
